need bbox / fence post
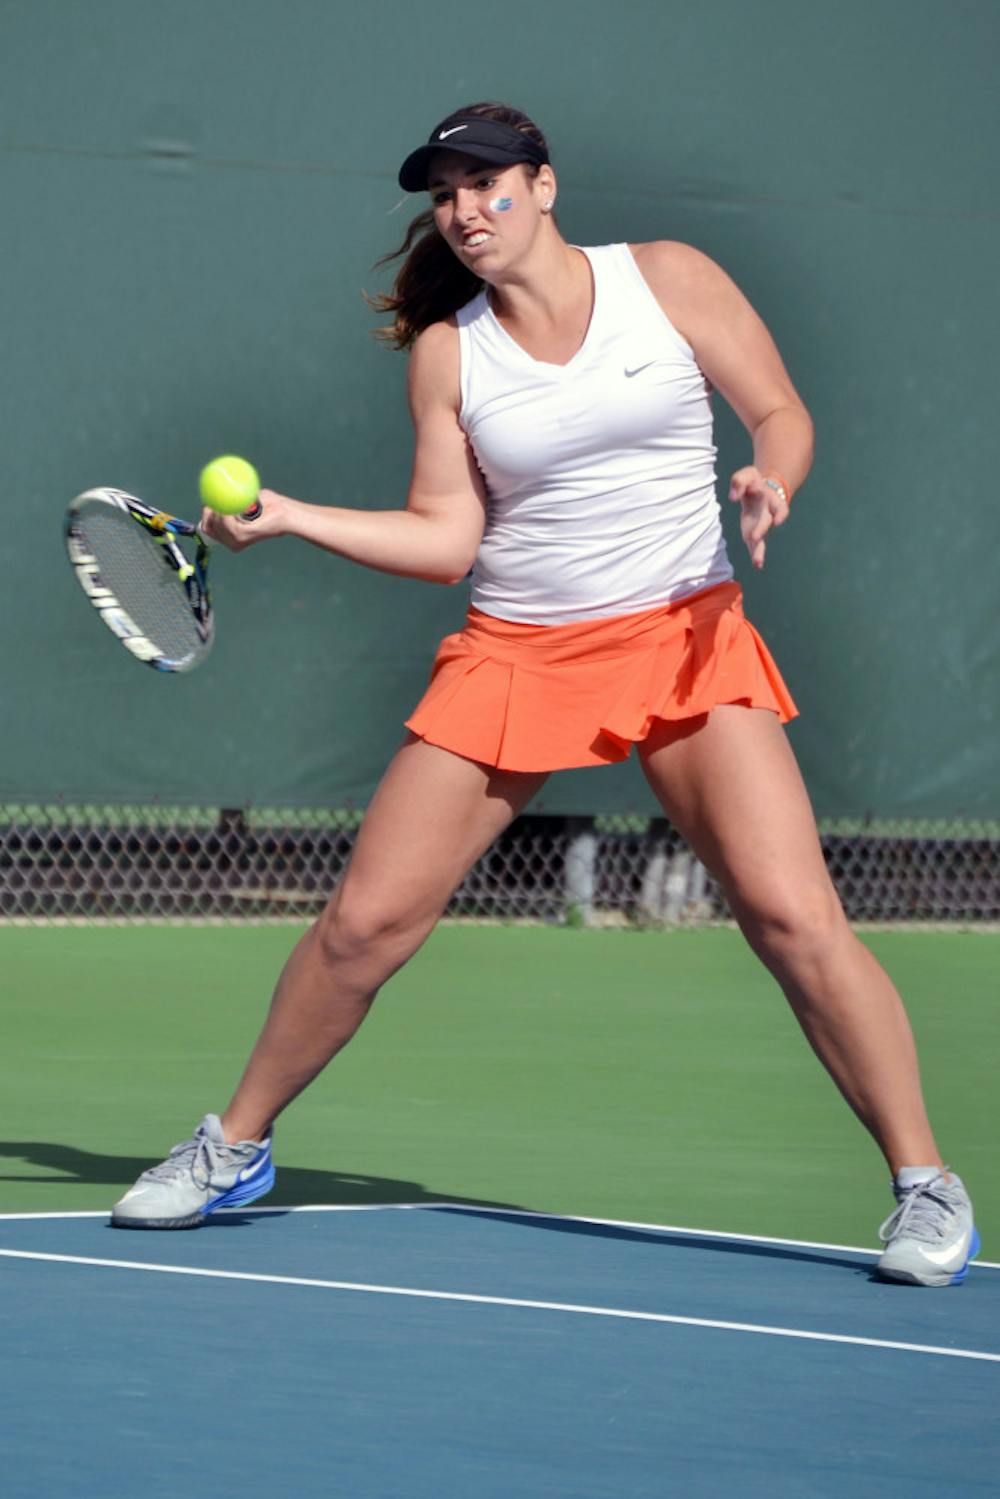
[662,849,694,924]
[564,816,597,926]
[639,818,670,922]
[640,819,712,924]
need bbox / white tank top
[458,242,733,624]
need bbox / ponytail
[369,209,482,352]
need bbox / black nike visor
[398,117,549,192]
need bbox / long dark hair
[370,102,551,351]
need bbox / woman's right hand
[200,488,291,551]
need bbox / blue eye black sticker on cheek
[490,196,514,212]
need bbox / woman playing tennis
[114,103,977,1286]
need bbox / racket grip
[241,499,263,522]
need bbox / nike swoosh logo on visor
[438,125,468,139]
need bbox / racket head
[65,487,214,672]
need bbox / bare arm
[201,321,487,586]
[633,240,815,568]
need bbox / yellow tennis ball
[199,455,260,515]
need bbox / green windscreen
[2,0,996,816]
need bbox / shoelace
[878,1172,957,1245]
[141,1127,227,1190]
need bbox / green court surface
[2,927,996,1252]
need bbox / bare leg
[221,736,546,1143]
[639,706,944,1174]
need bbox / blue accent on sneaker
[202,1142,275,1220]
[949,1227,981,1285]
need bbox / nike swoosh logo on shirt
[438,125,468,139]
[624,361,656,377]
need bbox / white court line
[0,1246,997,1364]
[1,1202,997,1269]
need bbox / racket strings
[75,505,206,663]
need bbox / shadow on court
[0,1140,526,1213]
[1,1143,877,1275]
[432,1206,875,1275]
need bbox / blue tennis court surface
[2,1205,997,1497]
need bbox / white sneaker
[111,1113,274,1229]
[876,1167,979,1286]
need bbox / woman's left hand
[729,467,790,570]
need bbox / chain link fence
[1,804,997,925]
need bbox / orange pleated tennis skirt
[405,581,797,772]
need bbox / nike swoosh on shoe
[913,1236,973,1267]
[239,1156,270,1182]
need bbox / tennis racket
[65,487,215,672]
